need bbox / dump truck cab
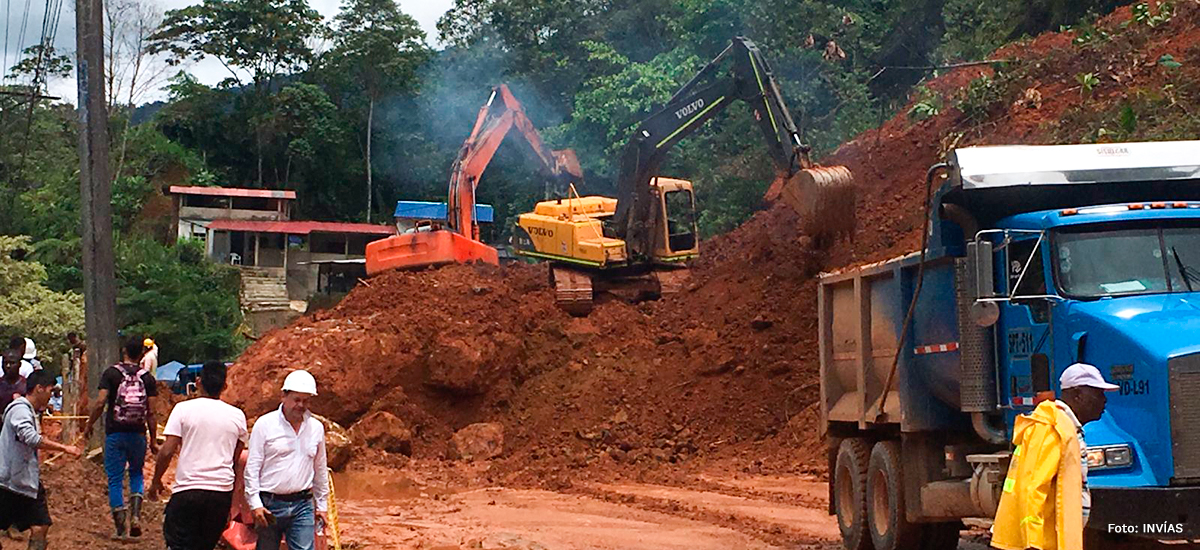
[821,141,1200,550]
[981,204,1200,522]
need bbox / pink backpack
[113,363,149,425]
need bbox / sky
[0,0,453,103]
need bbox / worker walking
[991,363,1118,550]
[0,348,27,412]
[244,370,329,550]
[0,369,83,550]
[148,361,248,550]
[83,338,159,540]
[141,338,159,378]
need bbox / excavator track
[552,265,691,316]
[654,268,690,296]
[552,265,594,316]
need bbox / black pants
[163,489,233,550]
[0,484,51,532]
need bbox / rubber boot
[27,538,46,550]
[128,495,143,538]
[110,508,127,540]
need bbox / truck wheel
[866,441,922,550]
[919,522,961,550]
[835,438,873,550]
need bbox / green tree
[148,0,326,185]
[267,83,347,199]
[116,238,245,363]
[327,0,430,221]
[0,236,85,364]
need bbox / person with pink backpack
[83,337,159,540]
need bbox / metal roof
[394,201,495,223]
[950,141,1200,189]
[207,219,394,236]
[942,141,1200,225]
[169,185,297,200]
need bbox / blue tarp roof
[394,201,494,223]
[156,361,201,382]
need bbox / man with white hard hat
[244,370,328,550]
[991,363,1118,550]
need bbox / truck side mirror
[971,240,995,299]
[967,240,999,327]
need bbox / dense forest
[0,0,1129,363]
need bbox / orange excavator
[365,84,583,275]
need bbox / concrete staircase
[239,267,291,313]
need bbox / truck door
[997,235,1052,415]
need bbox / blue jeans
[103,432,146,509]
[255,494,315,550]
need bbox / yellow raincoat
[991,400,1084,550]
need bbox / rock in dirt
[466,533,548,550]
[425,332,523,396]
[451,422,505,461]
[314,415,353,471]
[349,411,413,456]
[750,315,773,331]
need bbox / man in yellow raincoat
[991,363,1117,550]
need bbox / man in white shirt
[244,370,328,550]
[148,361,248,550]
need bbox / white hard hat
[282,369,318,395]
[23,338,36,360]
[1060,363,1119,391]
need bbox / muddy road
[330,467,998,550]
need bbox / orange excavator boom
[366,84,582,276]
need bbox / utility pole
[76,0,117,427]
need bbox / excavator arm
[613,36,851,259]
[448,84,583,241]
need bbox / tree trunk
[366,95,374,223]
[257,127,264,186]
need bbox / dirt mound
[225,206,828,479]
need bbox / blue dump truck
[820,141,1200,550]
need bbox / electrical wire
[3,0,12,81]
[15,0,30,71]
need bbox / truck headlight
[1086,444,1134,469]
[1104,445,1133,467]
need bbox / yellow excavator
[513,37,855,315]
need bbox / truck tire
[866,441,922,550]
[835,438,873,550]
[919,522,961,550]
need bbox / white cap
[23,338,35,360]
[1060,363,1119,391]
[282,369,318,395]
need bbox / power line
[15,0,30,70]
[3,0,11,80]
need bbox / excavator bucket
[553,149,584,182]
[765,165,856,243]
[365,230,499,276]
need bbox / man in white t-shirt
[148,360,248,550]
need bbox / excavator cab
[653,178,699,261]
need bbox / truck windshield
[1055,223,1200,298]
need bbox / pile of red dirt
[224,204,829,480]
[226,1,1200,483]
